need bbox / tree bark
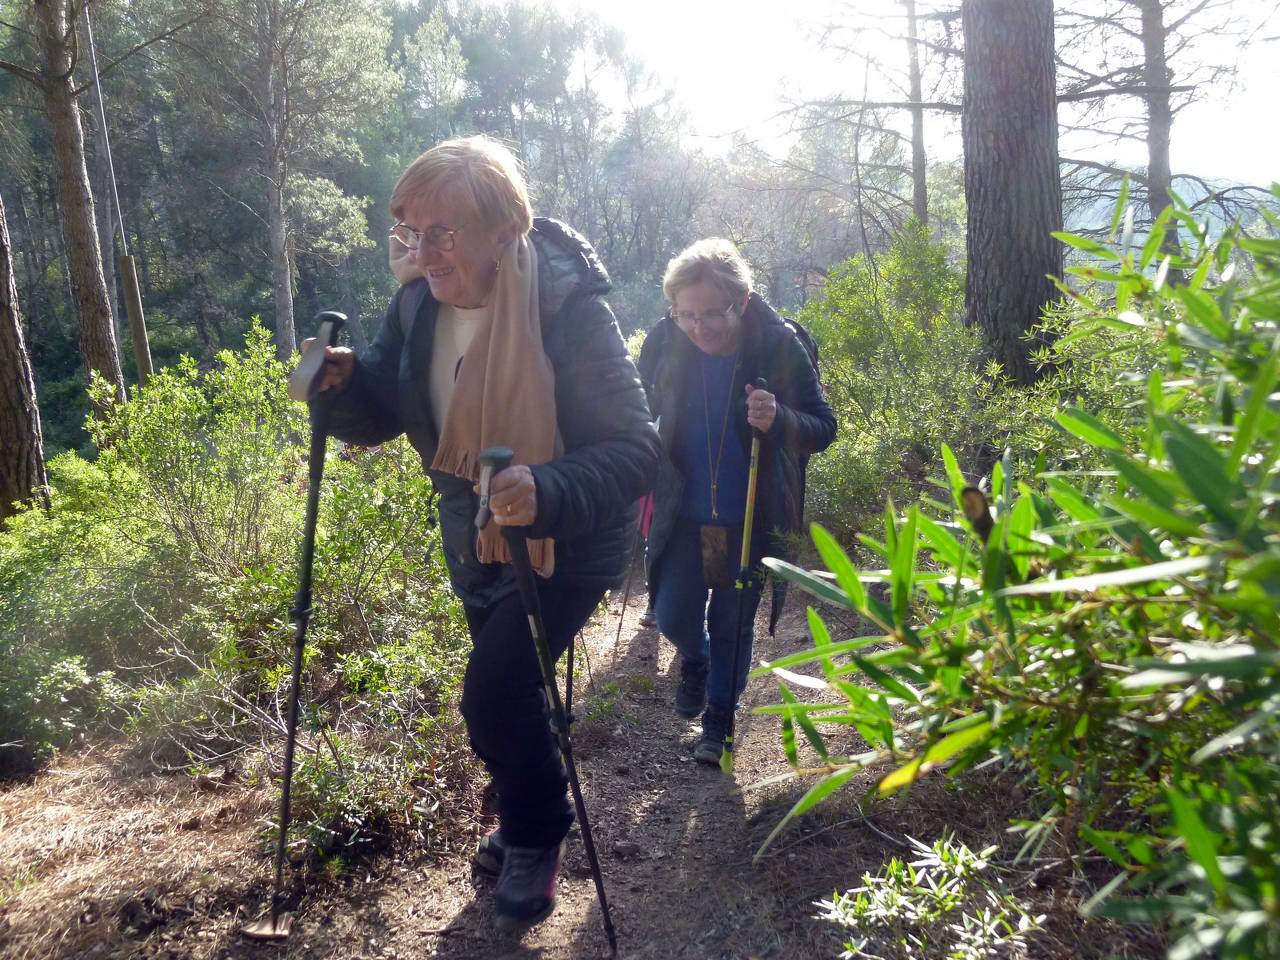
[0,191,50,523]
[13,192,42,335]
[266,173,296,357]
[255,0,296,359]
[34,0,126,410]
[904,0,929,225]
[90,111,121,346]
[962,0,1063,387]
[1137,0,1179,250]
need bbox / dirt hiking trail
[0,593,1021,960]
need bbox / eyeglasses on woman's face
[673,304,737,329]
[389,222,462,253]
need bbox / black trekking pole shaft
[721,379,767,775]
[503,533,617,955]
[271,392,332,928]
[268,311,345,933]
[475,446,618,956]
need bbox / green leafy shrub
[799,221,996,534]
[801,218,1167,541]
[1,323,474,854]
[761,189,1280,959]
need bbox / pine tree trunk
[90,112,121,347]
[35,0,126,410]
[962,0,1063,387]
[1138,0,1180,257]
[904,0,929,225]
[0,191,50,523]
[266,174,296,358]
[13,192,41,332]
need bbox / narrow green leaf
[1166,788,1226,895]
[1140,208,1174,269]
[811,524,868,612]
[1106,493,1203,540]
[921,720,992,765]
[763,558,853,611]
[751,634,885,675]
[777,683,798,767]
[1080,825,1132,869]
[890,507,919,627]
[999,555,1213,596]
[917,514,967,569]
[1046,477,1104,522]
[1160,418,1238,528]
[778,684,828,761]
[1058,408,1126,451]
[1053,231,1119,260]
[878,756,923,794]
[754,764,861,857]
[1229,342,1280,471]
[852,655,919,703]
[1109,178,1130,240]
[1106,451,1179,510]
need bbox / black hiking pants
[459,583,604,849]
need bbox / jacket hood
[532,217,611,319]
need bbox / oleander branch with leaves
[757,184,1280,960]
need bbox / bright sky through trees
[546,0,1278,186]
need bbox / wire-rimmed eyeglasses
[673,303,738,329]
[389,222,462,253]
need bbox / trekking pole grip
[476,446,514,531]
[750,377,769,439]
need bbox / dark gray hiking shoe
[493,841,563,933]
[675,659,709,718]
[694,705,732,767]
[474,827,506,876]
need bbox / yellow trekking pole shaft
[721,378,767,775]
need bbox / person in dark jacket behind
[302,135,658,932]
[638,238,835,767]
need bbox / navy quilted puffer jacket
[320,218,659,607]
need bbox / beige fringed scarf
[427,235,558,578]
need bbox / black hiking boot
[493,841,563,933]
[694,704,733,767]
[474,827,507,876]
[675,659,709,718]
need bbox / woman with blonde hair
[638,237,835,766]
[305,135,658,931]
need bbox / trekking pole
[243,311,346,943]
[720,379,767,776]
[476,446,619,958]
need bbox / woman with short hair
[638,237,835,766]
[306,135,658,931]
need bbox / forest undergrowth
[2,188,1279,958]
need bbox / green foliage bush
[799,221,988,533]
[801,218,1163,540]
[764,190,1280,959]
[0,324,473,854]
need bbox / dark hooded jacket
[321,218,659,607]
[637,293,836,629]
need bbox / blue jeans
[653,518,764,710]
